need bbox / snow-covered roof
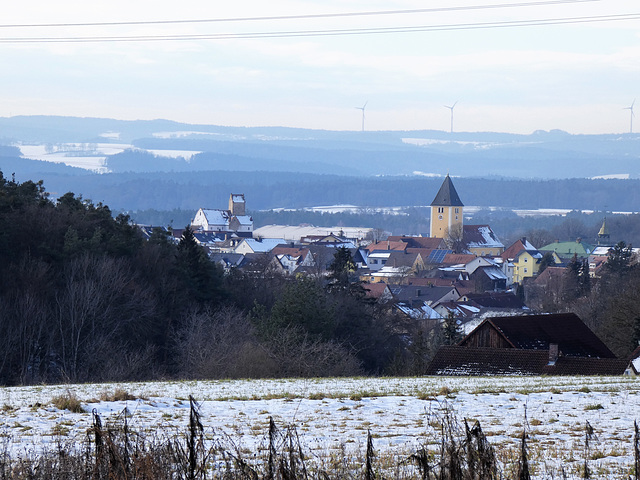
[253,225,373,241]
[395,302,442,320]
[464,225,504,249]
[238,238,285,253]
[591,246,612,256]
[368,252,391,259]
[373,265,412,277]
[482,266,508,280]
[231,194,245,202]
[233,215,253,225]
[202,209,230,225]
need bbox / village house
[539,238,594,261]
[501,237,559,285]
[462,225,505,257]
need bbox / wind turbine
[623,99,635,134]
[444,101,458,134]
[355,101,367,132]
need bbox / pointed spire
[598,217,609,237]
[430,174,464,207]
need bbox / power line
[0,0,601,29]
[0,12,637,43]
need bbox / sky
[1,0,639,134]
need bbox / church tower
[597,217,610,245]
[430,174,464,238]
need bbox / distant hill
[1,115,639,179]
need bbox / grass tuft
[51,390,84,413]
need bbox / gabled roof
[237,238,286,253]
[395,301,443,320]
[463,313,616,358]
[232,215,253,225]
[501,237,539,260]
[539,240,594,258]
[426,346,628,376]
[270,246,311,258]
[442,253,477,266]
[463,225,504,250]
[531,266,566,286]
[472,265,508,281]
[386,251,423,268]
[387,236,447,249]
[391,285,459,304]
[461,292,525,309]
[408,277,475,296]
[430,175,464,207]
[193,232,225,245]
[210,252,245,268]
[436,301,481,319]
[201,209,231,225]
[363,282,392,300]
[365,240,408,253]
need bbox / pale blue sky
[1,0,639,134]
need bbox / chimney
[548,343,559,365]
[521,237,527,244]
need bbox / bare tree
[444,224,467,253]
[55,254,157,382]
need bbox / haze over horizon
[2,0,639,135]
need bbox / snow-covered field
[1,376,639,478]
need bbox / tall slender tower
[597,217,610,245]
[430,174,464,238]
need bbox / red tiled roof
[363,282,390,299]
[270,246,310,257]
[442,253,476,265]
[365,240,408,253]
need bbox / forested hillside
[0,171,407,385]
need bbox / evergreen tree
[327,246,357,291]
[537,252,556,275]
[605,241,633,275]
[442,313,463,346]
[176,225,224,305]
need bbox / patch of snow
[591,174,630,180]
[99,132,120,140]
[1,376,639,478]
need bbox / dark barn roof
[472,313,616,358]
[426,346,629,376]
